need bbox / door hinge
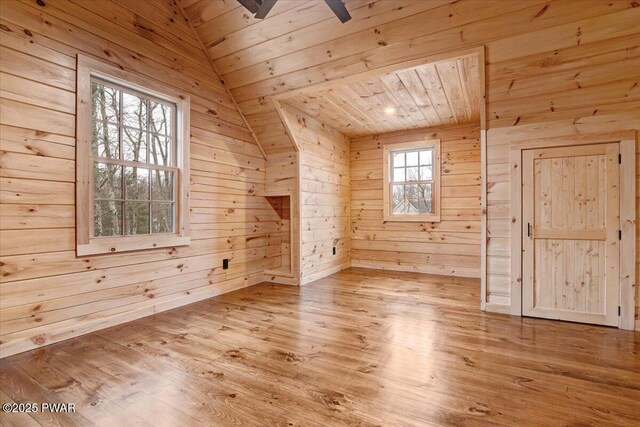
[619,229,622,240]
[618,153,622,164]
[527,223,531,237]
[618,306,621,316]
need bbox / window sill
[383,214,441,223]
[77,235,190,256]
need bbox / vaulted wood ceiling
[181,0,640,155]
[280,54,481,137]
[181,0,465,153]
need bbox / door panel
[522,143,619,326]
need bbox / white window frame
[383,139,441,222]
[76,54,190,256]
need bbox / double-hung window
[76,55,190,255]
[383,139,441,222]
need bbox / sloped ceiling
[181,0,460,153]
[281,54,481,137]
[180,0,639,155]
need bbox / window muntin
[90,78,177,239]
[390,148,434,215]
[383,139,440,222]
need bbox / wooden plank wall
[279,106,351,284]
[0,0,276,357]
[351,124,481,277]
[190,0,639,327]
[484,28,639,321]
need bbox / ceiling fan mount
[237,0,352,23]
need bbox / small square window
[406,151,419,166]
[384,140,440,222]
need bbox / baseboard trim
[350,261,481,279]
[483,303,512,315]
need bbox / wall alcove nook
[264,195,293,280]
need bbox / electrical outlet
[222,259,229,270]
[333,246,336,255]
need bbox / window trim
[383,139,441,222]
[76,54,190,256]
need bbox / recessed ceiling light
[384,107,396,115]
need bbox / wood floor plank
[1,267,638,426]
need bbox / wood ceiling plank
[488,7,640,64]
[341,81,387,134]
[219,0,514,87]
[456,57,475,122]
[182,0,228,15]
[362,77,418,130]
[194,0,305,48]
[350,82,393,133]
[283,96,322,119]
[195,5,257,47]
[322,90,371,128]
[216,0,446,77]
[415,64,456,125]
[435,60,467,123]
[316,94,362,132]
[228,0,633,101]
[183,0,238,26]
[207,0,337,59]
[436,60,469,124]
[380,72,432,127]
[457,55,481,122]
[183,0,638,155]
[338,85,391,128]
[278,55,483,136]
[395,69,441,127]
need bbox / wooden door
[522,143,620,326]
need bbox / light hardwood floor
[1,268,639,426]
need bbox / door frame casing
[509,131,636,330]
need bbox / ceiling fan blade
[236,0,260,14]
[255,0,278,19]
[323,0,352,23]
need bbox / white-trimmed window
[76,55,190,256]
[383,139,441,222]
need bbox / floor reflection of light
[357,284,441,412]
[381,307,437,380]
[289,275,446,419]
